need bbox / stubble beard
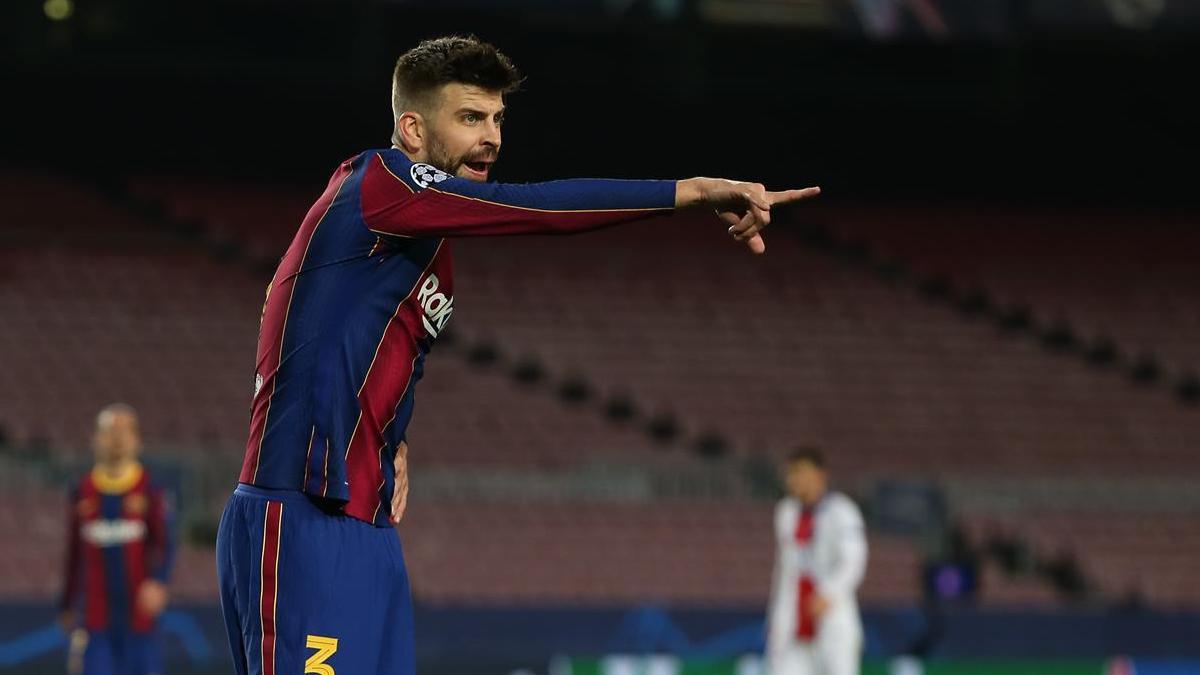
[426,136,463,177]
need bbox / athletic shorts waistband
[234,483,312,504]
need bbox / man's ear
[395,111,425,154]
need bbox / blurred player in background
[767,448,867,675]
[216,34,820,675]
[60,404,174,675]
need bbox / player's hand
[136,579,169,618]
[675,177,821,254]
[390,440,409,524]
[808,593,831,620]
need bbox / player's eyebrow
[457,106,505,118]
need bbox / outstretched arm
[361,150,819,253]
[361,151,674,237]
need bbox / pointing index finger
[767,186,821,206]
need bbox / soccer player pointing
[217,35,820,675]
[387,36,818,254]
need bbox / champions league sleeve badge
[410,163,452,188]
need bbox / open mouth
[462,160,492,179]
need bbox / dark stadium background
[2,1,1199,674]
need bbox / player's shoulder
[361,147,452,193]
[774,497,798,522]
[772,498,794,536]
[139,468,171,497]
[824,491,863,520]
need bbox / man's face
[94,410,141,466]
[423,83,504,182]
[785,460,827,506]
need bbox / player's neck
[96,458,137,478]
[799,489,827,509]
[392,144,426,165]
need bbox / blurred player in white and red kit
[767,447,868,675]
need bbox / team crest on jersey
[410,163,451,189]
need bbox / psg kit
[768,492,868,675]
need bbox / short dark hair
[391,35,523,120]
[786,446,826,469]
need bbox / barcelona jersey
[61,463,173,634]
[238,148,676,525]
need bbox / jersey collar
[91,461,144,494]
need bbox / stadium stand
[405,353,682,470]
[0,172,261,453]
[822,203,1200,375]
[447,219,1200,479]
[127,176,313,266]
[3,170,1197,611]
[1005,511,1200,609]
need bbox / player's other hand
[391,440,409,524]
[136,579,169,618]
[675,177,821,254]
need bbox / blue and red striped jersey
[61,463,174,634]
[240,148,676,526]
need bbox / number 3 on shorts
[305,635,339,675]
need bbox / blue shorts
[216,484,415,675]
[77,629,161,675]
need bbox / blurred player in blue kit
[61,404,174,675]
